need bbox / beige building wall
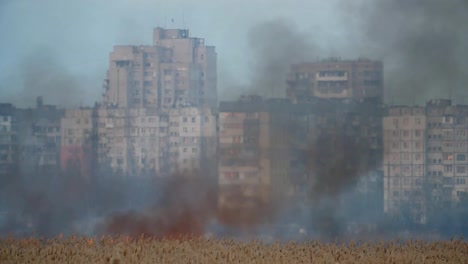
[218,108,271,215]
[383,106,426,224]
[0,107,16,175]
[103,28,217,110]
[426,100,468,206]
[61,109,94,147]
[96,107,167,177]
[287,58,383,102]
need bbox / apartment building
[102,28,217,110]
[218,96,383,227]
[0,103,17,176]
[61,108,95,179]
[168,106,217,175]
[287,58,383,102]
[15,97,63,175]
[95,107,166,177]
[218,96,271,227]
[383,106,426,224]
[425,100,468,207]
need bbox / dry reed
[0,236,467,263]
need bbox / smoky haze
[2,47,91,108]
[345,0,468,104]
[1,0,468,241]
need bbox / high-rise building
[383,106,427,224]
[15,97,63,176]
[218,95,383,228]
[60,108,95,179]
[287,58,383,103]
[102,28,217,110]
[425,100,468,208]
[0,104,17,176]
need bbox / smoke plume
[2,47,91,108]
[347,0,468,104]
[98,170,218,239]
[220,18,321,100]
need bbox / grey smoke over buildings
[2,47,91,108]
[344,0,468,104]
[0,0,467,240]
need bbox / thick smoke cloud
[346,0,468,104]
[246,19,318,98]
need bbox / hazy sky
[0,0,353,106]
[1,0,467,106]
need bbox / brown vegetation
[1,236,467,264]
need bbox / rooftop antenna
[449,85,453,103]
[182,10,186,29]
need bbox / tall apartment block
[102,28,217,110]
[383,106,427,224]
[383,99,468,224]
[0,104,17,177]
[218,96,383,228]
[61,108,95,179]
[218,96,271,227]
[287,58,383,103]
[60,105,217,178]
[425,100,468,207]
[16,97,63,176]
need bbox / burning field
[0,236,466,263]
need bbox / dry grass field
[0,236,467,264]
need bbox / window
[392,131,399,137]
[393,119,398,127]
[183,148,187,153]
[457,154,466,161]
[393,179,399,186]
[192,148,197,153]
[192,117,196,123]
[403,130,409,137]
[456,178,466,185]
[415,130,421,137]
[415,118,421,125]
[415,179,422,186]
[456,166,466,174]
[415,153,421,160]
[393,191,400,197]
[445,165,453,172]
[183,117,188,123]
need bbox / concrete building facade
[287,58,383,103]
[425,100,468,208]
[218,96,384,227]
[218,96,271,227]
[102,28,217,110]
[383,106,427,224]
[0,104,17,176]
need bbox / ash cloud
[346,0,468,104]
